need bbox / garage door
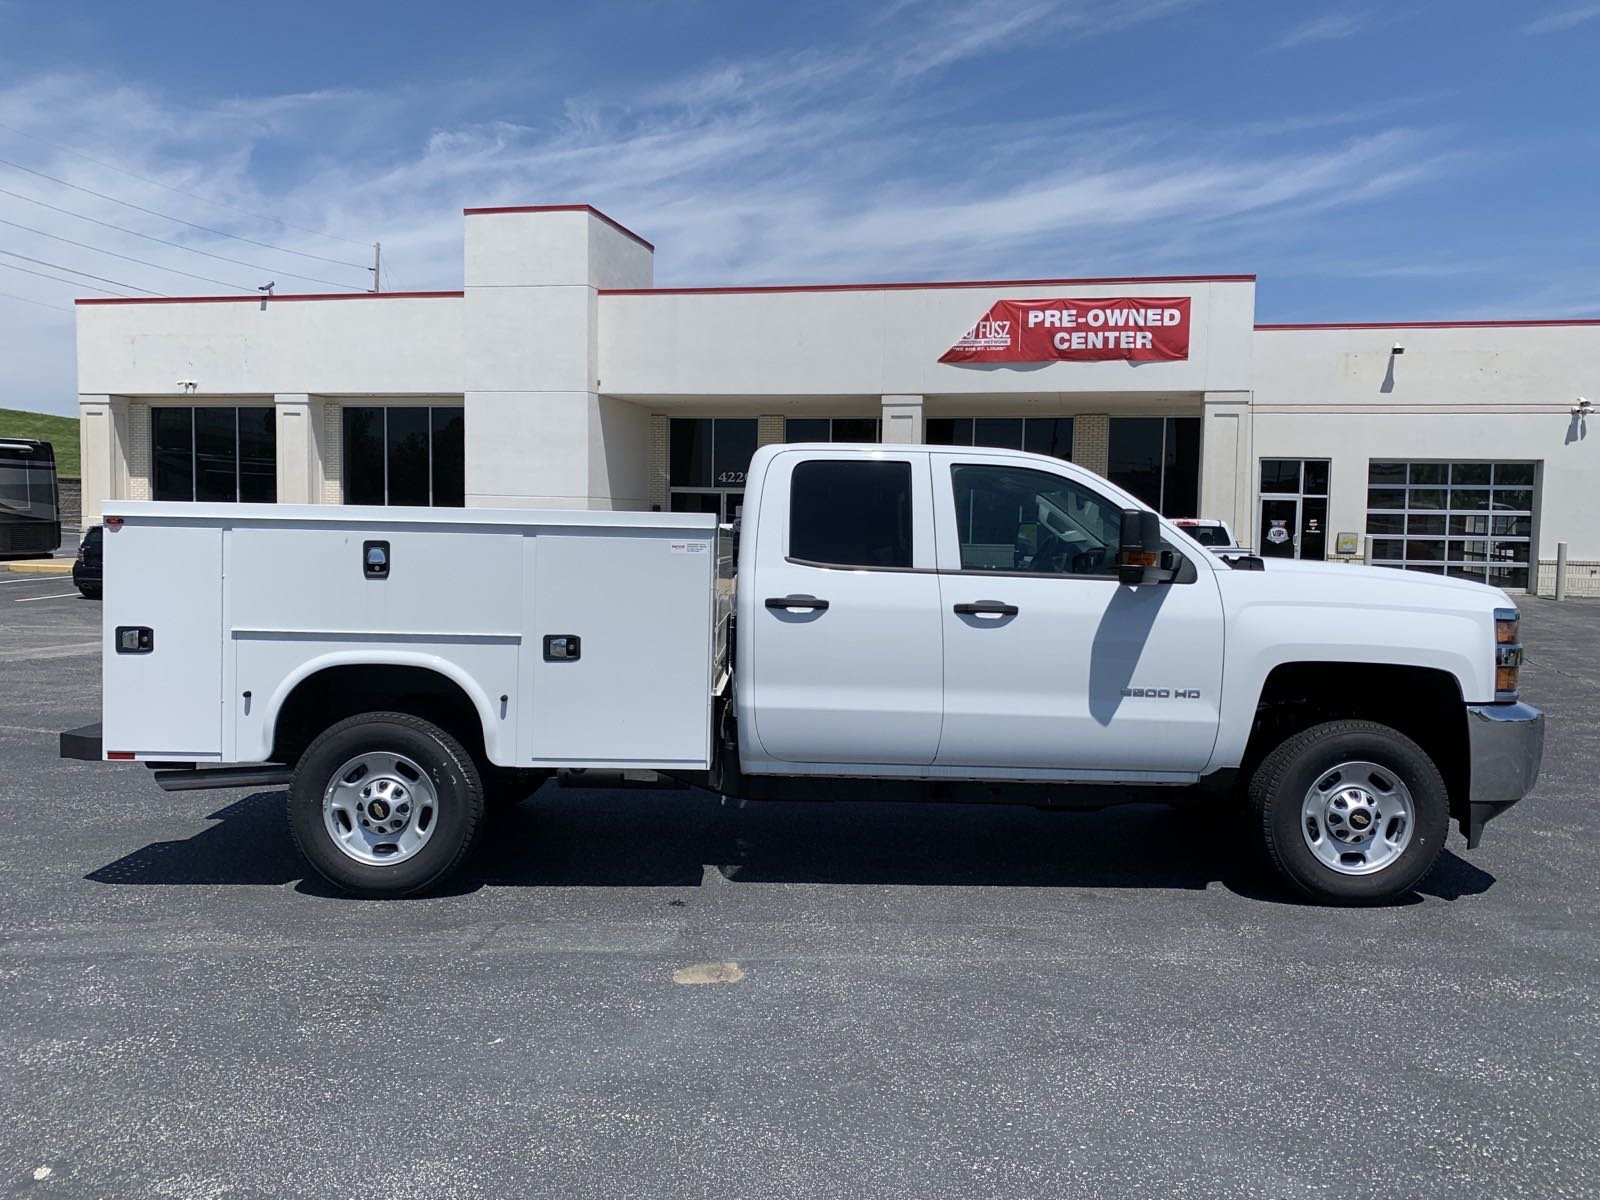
[1365,461,1535,592]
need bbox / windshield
[0,444,58,519]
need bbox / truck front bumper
[1461,702,1544,848]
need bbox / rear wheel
[1249,719,1449,904]
[288,711,485,898]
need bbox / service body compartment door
[522,529,716,767]
[101,523,224,758]
[744,450,943,766]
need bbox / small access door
[1258,458,1330,560]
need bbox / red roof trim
[599,273,1254,296]
[75,291,464,306]
[462,204,655,251]
[1256,318,1600,330]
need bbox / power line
[0,287,70,312]
[0,258,135,297]
[0,216,256,292]
[0,118,373,250]
[0,185,365,291]
[0,248,162,295]
[0,153,370,271]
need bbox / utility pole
[372,241,382,293]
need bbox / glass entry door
[1258,459,1330,560]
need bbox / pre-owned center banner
[938,297,1191,364]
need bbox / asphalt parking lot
[1,570,1597,1199]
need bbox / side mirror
[1118,509,1171,586]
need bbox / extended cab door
[741,448,943,766]
[931,452,1225,774]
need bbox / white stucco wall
[1252,324,1600,559]
[598,278,1255,399]
[75,294,465,397]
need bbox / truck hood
[1224,556,1514,607]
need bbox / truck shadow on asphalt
[84,784,1497,906]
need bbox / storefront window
[926,417,1074,462]
[785,417,881,443]
[151,406,277,503]
[1107,416,1199,517]
[342,405,466,507]
[670,417,758,523]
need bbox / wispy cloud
[0,0,1457,413]
[1267,8,1381,51]
[1522,3,1600,33]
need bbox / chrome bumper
[1461,702,1544,848]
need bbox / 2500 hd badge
[1122,687,1202,699]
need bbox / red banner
[939,297,1191,364]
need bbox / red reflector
[105,516,124,530]
[107,751,135,760]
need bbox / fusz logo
[951,317,1012,351]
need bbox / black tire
[288,711,485,898]
[1248,719,1449,904]
[78,585,101,599]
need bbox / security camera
[176,379,198,393]
[1390,342,1405,355]
[1575,397,1593,417]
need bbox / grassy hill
[0,407,79,478]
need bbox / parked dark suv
[72,525,102,598]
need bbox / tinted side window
[790,460,913,568]
[952,464,1121,576]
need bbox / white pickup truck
[61,443,1543,903]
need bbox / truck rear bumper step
[153,766,292,792]
[59,722,103,761]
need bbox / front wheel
[1248,719,1449,904]
[288,711,486,898]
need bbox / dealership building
[75,204,1598,595]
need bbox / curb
[3,560,74,575]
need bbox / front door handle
[766,594,830,612]
[953,600,1019,617]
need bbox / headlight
[1494,607,1521,700]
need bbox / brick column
[648,414,669,510]
[1073,414,1110,476]
[321,402,344,503]
[757,414,786,446]
[126,402,151,500]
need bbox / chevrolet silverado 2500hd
[59,443,1543,903]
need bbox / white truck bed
[100,503,728,769]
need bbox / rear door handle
[953,600,1019,617]
[766,594,830,611]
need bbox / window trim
[786,456,916,571]
[150,404,278,504]
[944,460,1126,582]
[341,403,465,507]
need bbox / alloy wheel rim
[1300,759,1415,876]
[322,751,439,867]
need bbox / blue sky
[1,0,1597,415]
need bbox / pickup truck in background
[60,443,1544,903]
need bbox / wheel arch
[1241,660,1471,832]
[263,652,508,767]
